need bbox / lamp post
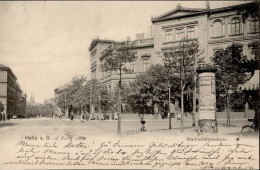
[98,94,101,117]
[168,85,172,129]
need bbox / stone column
[197,66,218,133]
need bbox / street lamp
[168,85,172,129]
[98,94,101,117]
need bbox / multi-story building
[89,35,155,90]
[0,64,26,119]
[89,2,259,89]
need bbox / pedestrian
[245,102,249,118]
[0,101,4,122]
[140,115,146,131]
[170,101,175,118]
[70,112,74,121]
[81,113,85,122]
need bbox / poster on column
[199,73,216,120]
[0,1,259,170]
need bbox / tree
[128,64,178,115]
[212,43,247,127]
[54,75,87,114]
[237,2,259,22]
[100,41,137,136]
[162,38,204,131]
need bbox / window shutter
[228,23,231,35]
[241,21,244,34]
[194,25,198,38]
[210,25,213,37]
[172,29,175,41]
[247,20,250,34]
[222,23,225,36]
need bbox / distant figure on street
[2,114,5,122]
[175,99,181,120]
[0,101,4,122]
[140,115,146,131]
[81,113,85,122]
[245,102,249,118]
[169,102,175,118]
[154,104,159,114]
[70,112,74,121]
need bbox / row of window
[165,25,197,42]
[164,18,259,42]
[211,17,259,38]
[99,57,151,79]
[128,57,150,73]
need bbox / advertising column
[197,66,218,132]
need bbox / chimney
[127,36,131,41]
[176,3,182,9]
[136,33,144,40]
[205,1,210,11]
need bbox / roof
[0,64,7,68]
[238,70,259,91]
[151,2,256,23]
[0,64,17,80]
[210,2,256,14]
[151,4,208,23]
[88,39,117,51]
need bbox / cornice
[152,12,207,23]
[208,35,259,45]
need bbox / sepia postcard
[0,1,259,170]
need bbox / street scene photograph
[0,1,259,170]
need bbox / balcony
[100,72,136,84]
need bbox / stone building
[88,36,155,90]
[89,2,259,89]
[0,64,26,119]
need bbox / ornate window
[142,58,150,72]
[91,68,96,79]
[130,61,136,73]
[165,30,172,42]
[249,18,259,33]
[175,28,184,41]
[212,20,223,38]
[231,18,241,35]
[187,26,195,39]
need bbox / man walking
[0,101,4,122]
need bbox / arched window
[130,61,136,73]
[231,18,241,35]
[141,54,151,72]
[249,18,259,33]
[212,20,223,37]
[165,30,172,42]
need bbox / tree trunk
[226,91,231,127]
[181,84,184,132]
[118,65,122,136]
[169,87,172,129]
[192,54,197,127]
[192,87,196,126]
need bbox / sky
[0,1,250,103]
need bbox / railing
[134,38,154,45]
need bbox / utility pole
[118,61,122,136]
[90,83,92,117]
[98,94,101,117]
[180,49,184,132]
[65,90,67,118]
[169,86,172,129]
[192,53,197,126]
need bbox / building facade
[89,2,259,89]
[0,64,26,119]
